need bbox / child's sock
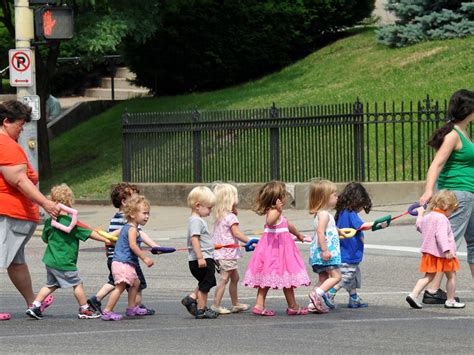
[316,288,325,296]
[350,293,359,300]
[328,287,337,295]
[32,301,41,308]
[80,304,90,310]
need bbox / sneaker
[26,305,43,320]
[348,295,368,308]
[210,305,231,314]
[230,303,249,313]
[125,306,148,317]
[322,293,335,309]
[444,300,465,309]
[422,289,460,304]
[101,310,123,321]
[138,304,155,316]
[87,296,102,314]
[181,295,198,316]
[78,307,101,319]
[406,294,423,309]
[195,308,219,319]
[307,303,320,314]
[309,290,329,313]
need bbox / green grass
[42,28,474,198]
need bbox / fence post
[269,103,280,180]
[192,110,202,182]
[122,111,131,182]
[353,99,365,181]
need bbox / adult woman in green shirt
[419,89,474,305]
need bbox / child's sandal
[251,306,275,316]
[0,313,11,321]
[286,307,309,315]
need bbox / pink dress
[243,216,311,289]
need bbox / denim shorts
[450,191,474,263]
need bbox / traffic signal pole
[14,0,39,172]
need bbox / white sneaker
[230,303,249,313]
[210,305,231,314]
[444,300,465,309]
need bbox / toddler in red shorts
[406,190,465,309]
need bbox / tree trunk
[35,42,60,180]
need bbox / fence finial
[270,102,279,118]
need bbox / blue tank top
[113,224,141,267]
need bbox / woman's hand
[42,199,60,218]
[419,190,433,206]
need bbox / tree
[123,0,375,95]
[377,0,474,47]
[0,0,160,179]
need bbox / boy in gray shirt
[181,186,219,319]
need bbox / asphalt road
[1,206,474,354]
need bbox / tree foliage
[123,0,375,95]
[377,1,474,47]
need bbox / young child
[101,195,155,320]
[307,180,346,313]
[88,183,158,315]
[181,186,219,319]
[332,182,379,308]
[210,183,252,315]
[243,181,310,316]
[406,190,465,309]
[26,184,109,320]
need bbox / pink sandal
[0,313,11,321]
[40,294,54,313]
[251,306,275,316]
[286,307,309,316]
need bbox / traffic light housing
[35,6,74,40]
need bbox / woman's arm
[129,227,154,267]
[420,132,459,205]
[0,164,59,217]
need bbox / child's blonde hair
[50,183,74,207]
[254,181,287,216]
[429,190,459,212]
[123,195,150,221]
[187,186,216,208]
[308,179,337,214]
[213,183,238,221]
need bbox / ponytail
[428,89,474,150]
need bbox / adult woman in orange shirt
[0,100,60,320]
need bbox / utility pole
[14,0,39,171]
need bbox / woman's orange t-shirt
[0,134,39,222]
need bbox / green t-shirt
[437,128,474,193]
[41,215,92,271]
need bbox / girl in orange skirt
[406,190,465,309]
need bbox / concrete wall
[131,181,426,210]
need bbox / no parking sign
[9,48,33,87]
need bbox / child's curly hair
[253,181,287,216]
[335,182,372,221]
[110,183,140,208]
[50,183,74,207]
[429,190,458,212]
[122,195,150,221]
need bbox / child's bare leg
[95,283,115,302]
[127,280,140,308]
[212,270,231,308]
[313,272,328,292]
[411,273,436,298]
[444,271,456,301]
[135,290,143,306]
[426,272,443,293]
[73,283,87,305]
[228,270,241,306]
[317,269,342,292]
[103,283,126,313]
[255,287,270,309]
[283,287,298,309]
[190,287,198,300]
[196,290,208,310]
[33,286,56,304]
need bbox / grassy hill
[42,28,474,199]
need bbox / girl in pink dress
[243,181,311,316]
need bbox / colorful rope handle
[371,215,392,231]
[245,238,259,251]
[51,203,78,234]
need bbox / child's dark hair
[335,182,372,221]
[110,183,140,208]
[428,89,474,150]
[254,181,287,215]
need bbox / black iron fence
[122,97,472,183]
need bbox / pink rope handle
[51,203,78,234]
